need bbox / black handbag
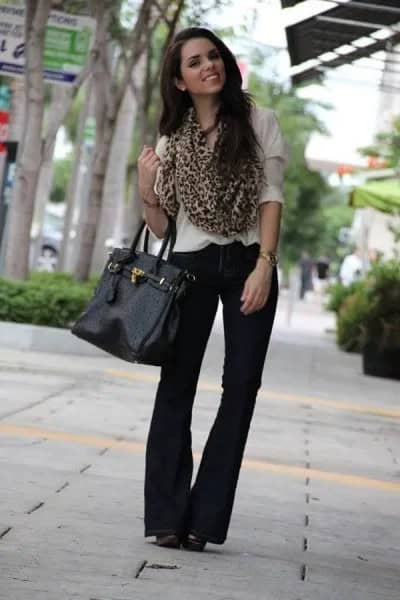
[71,218,194,366]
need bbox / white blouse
[154,105,288,252]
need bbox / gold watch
[258,250,279,266]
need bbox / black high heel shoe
[182,533,207,552]
[156,534,181,549]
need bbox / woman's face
[176,37,226,98]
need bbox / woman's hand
[138,146,161,198]
[240,261,273,315]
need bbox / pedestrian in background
[299,250,314,299]
[339,247,363,286]
[314,255,330,294]
[137,27,287,552]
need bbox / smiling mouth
[203,74,219,82]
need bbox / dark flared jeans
[144,242,278,544]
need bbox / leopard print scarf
[156,108,264,237]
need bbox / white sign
[0,4,95,84]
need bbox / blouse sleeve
[256,108,288,205]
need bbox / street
[0,298,399,600]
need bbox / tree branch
[149,0,185,90]
[42,46,98,158]
[114,0,155,109]
[151,0,172,26]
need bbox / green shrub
[336,291,369,352]
[360,260,400,349]
[325,280,366,313]
[0,272,97,329]
[29,272,76,286]
[335,260,400,352]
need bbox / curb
[0,316,336,358]
[0,321,107,357]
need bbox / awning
[281,0,400,86]
[350,178,400,213]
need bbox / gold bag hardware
[131,267,145,283]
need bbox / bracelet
[143,198,161,209]
[258,250,279,266]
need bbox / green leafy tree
[249,70,330,268]
[358,115,400,172]
[51,157,73,203]
[63,89,85,143]
[316,189,354,268]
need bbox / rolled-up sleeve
[261,156,285,204]
[256,108,288,205]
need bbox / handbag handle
[130,217,177,264]
[142,223,176,254]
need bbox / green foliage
[0,273,97,329]
[248,71,330,268]
[55,1,91,16]
[335,260,400,353]
[359,260,400,349]
[336,290,369,353]
[51,157,73,203]
[314,189,355,272]
[325,279,366,314]
[183,0,232,25]
[63,87,85,143]
[358,115,400,171]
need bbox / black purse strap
[130,217,177,265]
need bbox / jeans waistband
[171,242,259,281]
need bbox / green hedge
[331,260,400,353]
[0,272,97,329]
[357,260,400,348]
[325,280,366,314]
[336,291,369,352]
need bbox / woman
[137,27,287,552]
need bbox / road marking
[0,423,144,452]
[105,368,400,419]
[1,422,399,493]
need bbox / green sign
[0,6,95,85]
[44,25,92,73]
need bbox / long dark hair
[159,27,260,173]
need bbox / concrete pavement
[0,298,399,599]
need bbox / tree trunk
[3,0,51,279]
[57,79,94,272]
[8,79,25,142]
[32,85,71,268]
[74,0,155,281]
[91,56,145,274]
[73,2,111,281]
[74,119,114,281]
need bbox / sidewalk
[0,301,399,599]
